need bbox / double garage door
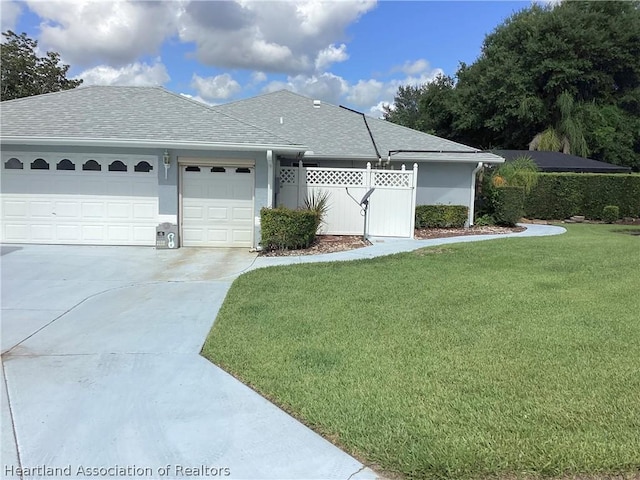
[1,154,159,245]
[1,153,255,248]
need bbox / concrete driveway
[1,245,377,480]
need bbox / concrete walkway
[1,224,565,480]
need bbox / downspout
[468,162,483,227]
[339,105,383,167]
[266,150,274,207]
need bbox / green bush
[260,207,320,250]
[525,173,640,220]
[415,205,468,228]
[602,205,620,224]
[474,214,495,226]
[493,186,525,227]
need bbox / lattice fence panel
[306,169,364,186]
[374,171,412,188]
[279,168,297,185]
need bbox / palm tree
[529,91,589,157]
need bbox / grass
[202,225,640,479]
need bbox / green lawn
[202,224,640,479]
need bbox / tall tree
[1,30,82,101]
[382,84,426,131]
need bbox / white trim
[468,162,484,227]
[266,150,274,208]
[1,137,307,154]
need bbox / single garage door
[1,153,158,245]
[181,164,254,247]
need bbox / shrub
[415,205,468,228]
[493,186,525,227]
[474,214,495,226]
[303,189,331,233]
[602,205,620,224]
[260,207,320,250]
[525,173,640,220]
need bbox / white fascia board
[390,153,505,163]
[0,136,307,154]
[302,152,505,163]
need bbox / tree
[1,30,82,101]
[528,91,589,157]
[382,84,425,131]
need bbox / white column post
[410,163,418,238]
[298,159,305,208]
[266,150,274,208]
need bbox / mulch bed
[260,226,525,257]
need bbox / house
[216,90,504,225]
[493,150,631,173]
[1,86,504,248]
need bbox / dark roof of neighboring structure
[216,90,504,164]
[493,150,631,173]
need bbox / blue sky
[1,1,536,114]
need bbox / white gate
[277,162,418,238]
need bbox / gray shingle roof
[1,86,301,148]
[216,90,503,163]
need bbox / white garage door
[181,164,254,247]
[1,153,158,246]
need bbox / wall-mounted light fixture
[163,149,171,179]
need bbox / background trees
[1,30,82,101]
[384,1,640,170]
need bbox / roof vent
[313,99,321,108]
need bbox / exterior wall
[415,162,476,206]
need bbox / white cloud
[76,61,170,86]
[262,62,444,118]
[346,79,384,108]
[191,73,241,101]
[27,0,179,66]
[315,43,348,71]
[179,0,376,73]
[264,73,349,105]
[251,71,267,84]
[1,1,22,32]
[397,59,429,75]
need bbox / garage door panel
[182,164,253,247]
[1,154,158,245]
[183,206,204,220]
[56,225,80,240]
[4,224,27,241]
[82,225,104,241]
[182,228,204,243]
[3,201,28,217]
[82,202,104,218]
[231,207,252,221]
[31,201,53,218]
[31,224,54,240]
[207,229,229,243]
[106,203,131,219]
[55,202,80,218]
[207,206,228,220]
